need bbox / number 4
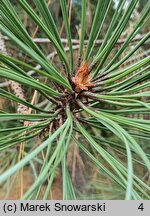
[138,203,144,211]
